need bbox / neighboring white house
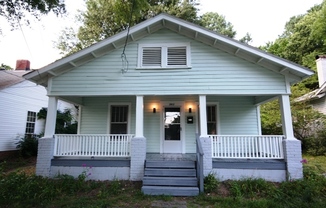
[0,68,76,154]
[24,14,314,196]
[296,55,326,114]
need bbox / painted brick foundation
[130,137,146,180]
[36,137,54,177]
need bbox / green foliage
[57,0,199,56]
[198,12,236,38]
[228,178,277,199]
[204,173,219,193]
[37,107,78,134]
[0,63,13,70]
[0,0,66,32]
[304,128,326,156]
[16,134,40,158]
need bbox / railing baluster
[209,135,284,159]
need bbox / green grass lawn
[0,156,326,208]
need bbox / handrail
[196,133,204,193]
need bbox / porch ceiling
[24,13,314,87]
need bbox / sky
[0,0,323,69]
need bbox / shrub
[204,173,219,193]
[16,134,40,157]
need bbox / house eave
[23,13,314,86]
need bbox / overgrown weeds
[0,156,326,207]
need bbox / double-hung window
[25,111,36,135]
[110,105,129,134]
[138,43,191,68]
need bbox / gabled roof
[0,70,29,90]
[24,13,314,86]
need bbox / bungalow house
[24,14,313,196]
[0,67,76,156]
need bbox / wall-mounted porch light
[153,108,156,113]
[188,107,192,113]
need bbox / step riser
[144,169,196,177]
[143,177,197,187]
[145,160,195,169]
[142,186,199,196]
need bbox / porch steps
[141,160,199,196]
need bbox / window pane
[110,124,127,134]
[110,105,128,134]
[207,106,217,134]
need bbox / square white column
[44,97,58,138]
[279,95,295,140]
[199,95,208,138]
[135,95,144,137]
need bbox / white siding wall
[51,29,286,96]
[0,81,48,151]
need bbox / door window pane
[164,107,181,140]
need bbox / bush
[204,173,219,193]
[16,134,40,157]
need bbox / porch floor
[146,153,196,161]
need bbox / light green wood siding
[79,97,135,134]
[208,96,260,135]
[50,29,286,96]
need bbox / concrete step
[143,176,198,187]
[141,186,199,196]
[144,168,196,177]
[145,160,195,169]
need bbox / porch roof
[24,13,314,87]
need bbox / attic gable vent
[138,43,191,69]
[168,47,187,66]
[142,47,161,66]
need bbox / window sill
[136,66,192,70]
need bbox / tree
[198,12,236,38]
[57,0,199,56]
[0,0,66,32]
[259,1,326,155]
[0,63,13,70]
[37,107,78,134]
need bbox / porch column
[36,96,57,177]
[279,95,303,180]
[44,96,58,137]
[135,95,144,137]
[130,95,146,181]
[198,95,212,176]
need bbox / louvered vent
[167,47,187,66]
[142,47,161,66]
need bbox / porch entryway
[163,107,183,153]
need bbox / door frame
[160,101,185,153]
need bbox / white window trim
[107,103,131,134]
[137,42,191,69]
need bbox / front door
[163,107,182,153]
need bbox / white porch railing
[210,135,284,159]
[54,134,134,157]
